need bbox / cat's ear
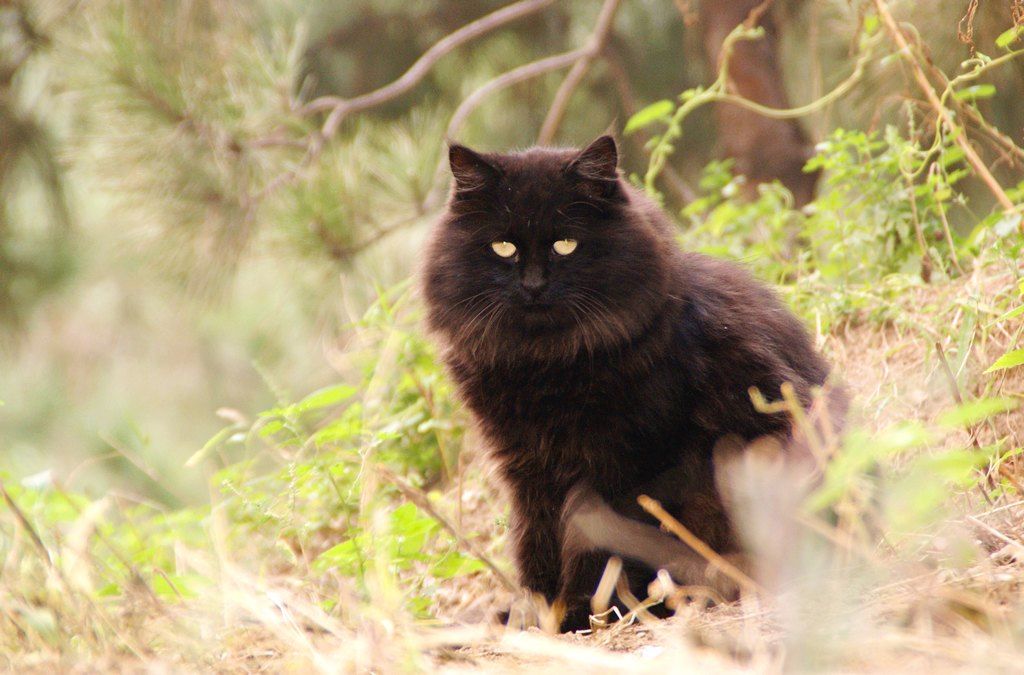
[449,143,500,194]
[568,135,618,183]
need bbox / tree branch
[426,2,636,209]
[303,0,556,139]
[872,0,1016,213]
[604,50,697,204]
[447,49,587,141]
[313,214,420,264]
[643,21,877,193]
[256,0,558,205]
[422,47,589,211]
[536,0,622,145]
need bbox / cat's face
[423,136,671,362]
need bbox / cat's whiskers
[449,289,496,312]
[564,301,593,358]
[571,289,632,347]
[453,295,494,337]
[584,289,632,343]
[461,295,506,355]
[472,303,509,359]
[564,295,603,353]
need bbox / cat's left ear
[567,136,621,199]
[449,143,501,194]
[568,135,618,182]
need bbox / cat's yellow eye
[491,241,517,258]
[552,239,578,256]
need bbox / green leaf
[295,384,357,413]
[624,100,674,134]
[986,348,1024,373]
[312,414,363,444]
[953,84,996,102]
[992,213,1023,237]
[910,448,988,483]
[987,304,1024,327]
[938,397,1019,428]
[996,25,1024,50]
[151,573,204,600]
[185,425,236,467]
[430,551,487,578]
[805,423,932,511]
[864,14,879,36]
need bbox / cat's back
[666,251,831,404]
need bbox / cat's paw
[494,593,563,632]
[654,553,751,608]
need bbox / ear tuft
[568,135,618,182]
[449,144,500,193]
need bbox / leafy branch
[872,0,1019,214]
[638,22,878,195]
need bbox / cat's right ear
[449,144,500,194]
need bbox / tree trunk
[701,0,819,206]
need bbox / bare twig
[428,1,641,208]
[302,0,556,124]
[377,466,518,593]
[445,48,586,149]
[258,0,556,203]
[537,0,622,144]
[0,482,54,569]
[928,164,966,276]
[741,0,776,32]
[636,495,763,594]
[957,0,979,53]
[967,515,1024,557]
[927,47,1024,171]
[423,47,588,210]
[905,173,932,283]
[672,0,699,26]
[934,341,966,408]
[872,0,1016,213]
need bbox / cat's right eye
[491,241,517,258]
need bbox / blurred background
[1,0,1022,505]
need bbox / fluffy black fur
[421,136,840,631]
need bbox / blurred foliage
[0,2,73,329]
[0,287,480,632]
[0,0,1023,661]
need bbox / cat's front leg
[505,479,565,604]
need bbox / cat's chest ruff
[464,358,658,459]
[473,361,611,414]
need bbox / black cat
[421,136,843,631]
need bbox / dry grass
[2,264,1022,673]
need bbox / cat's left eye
[552,239,578,256]
[491,241,517,258]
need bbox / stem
[636,495,763,595]
[303,0,556,118]
[643,23,876,192]
[872,0,1016,213]
[536,0,623,144]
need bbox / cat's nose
[521,267,547,300]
